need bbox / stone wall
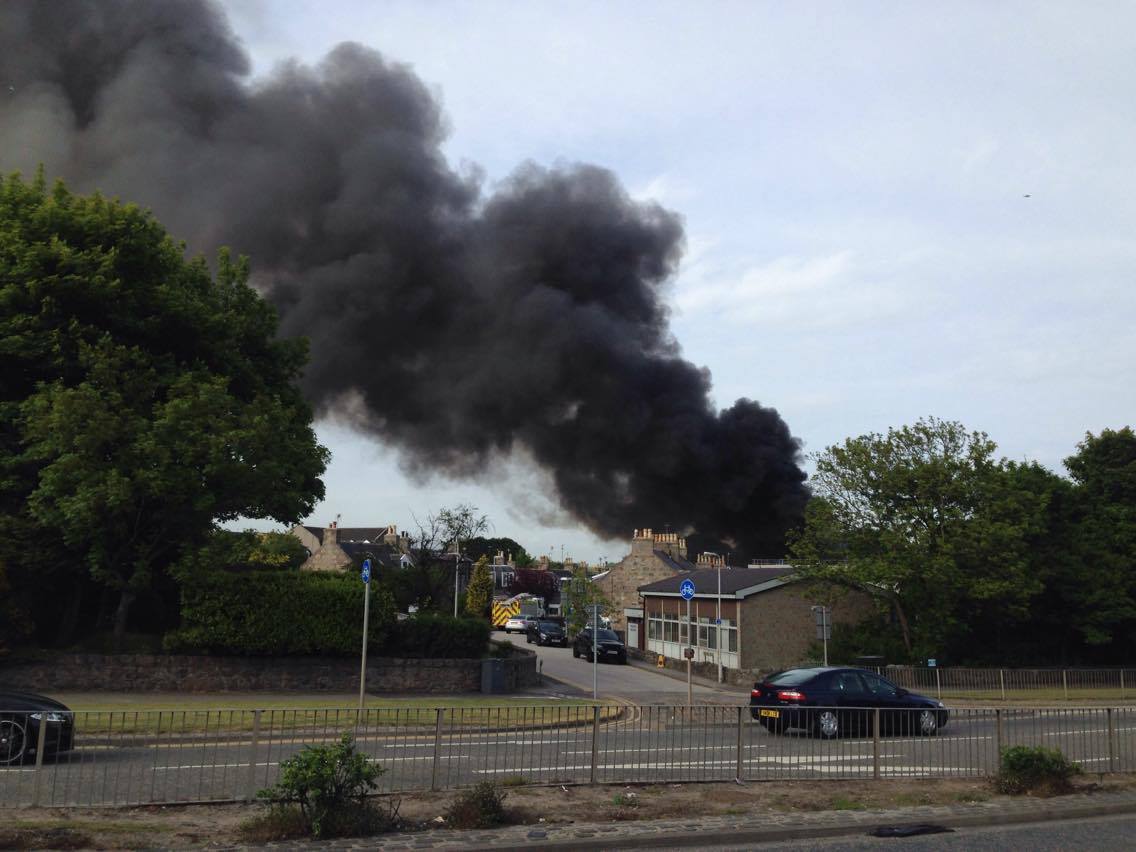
[0,653,484,694]
[627,646,753,686]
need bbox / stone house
[290,522,410,573]
[633,562,873,675]
[593,528,697,634]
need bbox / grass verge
[55,696,612,737]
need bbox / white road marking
[473,756,977,774]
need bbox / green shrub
[256,733,387,838]
[394,613,491,658]
[164,571,488,657]
[996,746,1083,795]
[445,782,508,829]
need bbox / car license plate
[759,709,780,719]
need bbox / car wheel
[586,651,595,663]
[813,710,840,739]
[916,709,939,736]
[0,718,28,765]
[526,633,532,644]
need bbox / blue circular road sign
[679,579,696,600]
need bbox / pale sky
[221,0,1136,562]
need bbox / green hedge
[164,570,488,658]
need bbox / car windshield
[767,669,819,686]
[587,629,619,642]
[538,622,562,631]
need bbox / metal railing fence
[2,703,1134,807]
[882,666,1136,701]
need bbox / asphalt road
[497,628,740,704]
[4,704,1133,807]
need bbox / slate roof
[338,541,402,569]
[638,565,795,598]
[304,526,394,545]
[653,549,697,573]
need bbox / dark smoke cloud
[0,0,808,557]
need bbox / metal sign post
[592,604,599,700]
[679,578,696,708]
[359,559,372,718]
[812,605,830,666]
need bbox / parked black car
[749,667,948,739]
[572,627,627,664]
[526,620,568,647]
[0,691,76,765]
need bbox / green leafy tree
[1059,428,1136,653]
[0,173,327,646]
[464,536,533,567]
[465,555,494,619]
[789,418,1044,659]
[0,559,34,654]
[248,532,309,570]
[563,565,610,634]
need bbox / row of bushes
[163,570,489,658]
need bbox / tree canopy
[788,418,1047,659]
[791,419,1136,665]
[0,173,328,645]
[464,536,533,567]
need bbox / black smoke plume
[0,0,808,557]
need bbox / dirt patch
[4,776,1134,849]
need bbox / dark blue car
[750,667,948,738]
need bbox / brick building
[634,563,872,675]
